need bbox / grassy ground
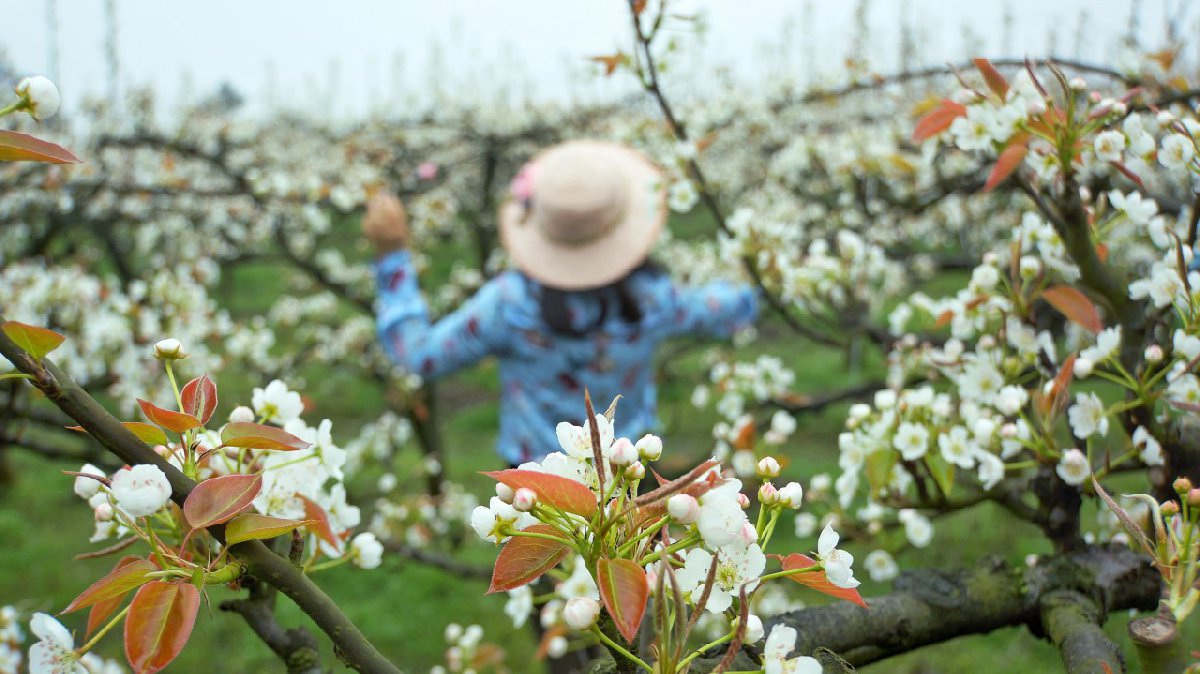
[2,214,1196,673]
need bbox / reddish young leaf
[67,422,168,446]
[225,514,314,546]
[297,494,342,552]
[773,553,868,608]
[1041,285,1103,333]
[596,557,649,643]
[1109,161,1145,190]
[86,556,145,637]
[180,374,218,426]
[482,469,598,519]
[1038,353,1077,418]
[63,558,157,613]
[219,421,309,451]
[124,582,200,674]
[983,139,1029,192]
[588,53,625,76]
[1,320,65,360]
[912,99,966,142]
[973,58,1010,99]
[137,399,201,434]
[0,129,81,164]
[182,474,261,529]
[487,524,571,594]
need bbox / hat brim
[499,143,665,290]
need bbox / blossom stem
[640,534,700,566]
[75,604,130,656]
[616,516,669,556]
[759,562,822,584]
[590,625,653,672]
[675,631,734,672]
[307,556,353,573]
[1092,449,1139,479]
[760,509,782,547]
[0,100,26,117]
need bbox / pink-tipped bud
[667,494,700,524]
[495,482,516,503]
[562,597,601,631]
[512,487,537,512]
[737,493,751,509]
[610,437,638,466]
[1188,488,1200,508]
[1145,345,1164,363]
[1174,477,1194,495]
[625,461,646,480]
[756,456,781,479]
[1162,500,1181,516]
[94,503,114,522]
[758,482,779,505]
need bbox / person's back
[365,140,758,466]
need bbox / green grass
[2,212,1196,673]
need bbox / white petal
[30,613,72,648]
[793,656,824,674]
[817,523,839,556]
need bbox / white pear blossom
[1067,392,1109,438]
[864,549,899,582]
[892,422,929,461]
[562,597,601,630]
[1080,327,1121,363]
[1158,134,1195,171]
[1132,426,1164,467]
[109,464,172,518]
[503,586,533,628]
[555,415,613,460]
[558,556,600,601]
[1093,130,1126,162]
[1056,449,1091,486]
[898,509,933,548]
[15,76,61,120]
[72,464,104,500]
[762,625,823,674]
[349,532,383,569]
[252,380,304,424]
[697,480,751,548]
[816,524,859,589]
[28,613,85,674]
[675,544,766,614]
[937,426,977,469]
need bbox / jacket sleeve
[664,280,760,339]
[373,250,510,378]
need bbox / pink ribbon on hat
[510,161,539,212]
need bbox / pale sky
[1,0,1196,120]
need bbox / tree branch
[0,318,401,674]
[766,545,1159,669]
[220,576,324,674]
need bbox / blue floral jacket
[374,250,758,464]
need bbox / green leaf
[67,422,168,446]
[925,452,956,498]
[1,320,65,360]
[63,558,157,613]
[865,449,898,495]
[219,421,309,451]
[225,514,313,546]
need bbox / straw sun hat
[499,139,666,290]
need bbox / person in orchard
[363,139,758,467]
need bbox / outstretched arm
[666,280,759,339]
[373,251,508,378]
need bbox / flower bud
[1188,488,1200,508]
[778,482,804,509]
[1172,477,1193,494]
[758,482,779,506]
[229,405,255,423]
[1144,345,1164,362]
[1068,77,1087,91]
[546,635,569,658]
[756,456,781,479]
[1162,500,1180,516]
[624,461,646,480]
[743,614,764,644]
[1112,101,1127,116]
[609,437,638,466]
[153,338,189,360]
[512,487,537,512]
[73,463,104,499]
[1088,91,1102,104]
[15,75,61,120]
[94,502,114,522]
[667,494,700,524]
[563,597,601,631]
[635,434,663,461]
[1074,357,1094,379]
[737,493,751,509]
[495,482,516,503]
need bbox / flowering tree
[5,1,1200,672]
